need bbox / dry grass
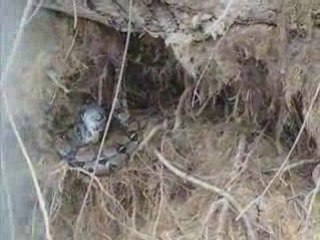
[3,1,320,240]
[43,117,317,239]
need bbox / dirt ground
[9,1,320,239]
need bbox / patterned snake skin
[54,89,141,176]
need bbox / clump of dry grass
[45,117,317,239]
[6,1,320,239]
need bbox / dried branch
[155,150,257,240]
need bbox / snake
[53,92,142,176]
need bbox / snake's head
[79,103,107,134]
[71,123,98,146]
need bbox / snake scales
[53,86,142,176]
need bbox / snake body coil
[54,101,141,176]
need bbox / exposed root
[155,150,257,240]
[237,75,320,222]
[73,1,133,238]
[216,199,230,240]
[302,169,320,238]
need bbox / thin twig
[232,135,247,171]
[302,178,320,238]
[173,86,192,130]
[204,199,225,225]
[98,65,108,105]
[63,27,79,62]
[99,201,155,240]
[197,199,224,240]
[155,150,257,240]
[38,2,110,27]
[137,122,167,151]
[216,199,230,240]
[70,168,129,219]
[216,135,251,239]
[0,141,15,240]
[226,131,266,189]
[191,48,215,108]
[48,166,67,221]
[192,0,235,107]
[72,0,78,29]
[195,97,211,117]
[26,0,44,25]
[205,0,235,36]
[263,159,320,173]
[152,165,164,236]
[216,135,248,239]
[0,0,52,239]
[0,0,34,88]
[2,94,52,240]
[46,70,70,94]
[236,75,320,221]
[73,1,133,238]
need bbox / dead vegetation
[4,1,320,239]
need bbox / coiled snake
[54,91,142,176]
